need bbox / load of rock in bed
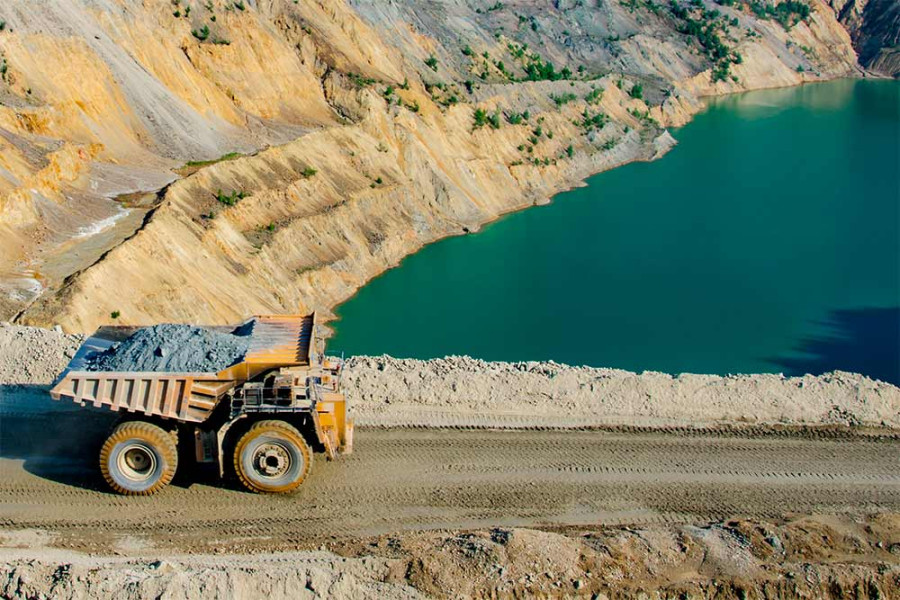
[85,324,250,373]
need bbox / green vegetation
[602,138,620,151]
[216,189,247,206]
[375,176,383,184]
[473,107,488,129]
[0,21,6,31]
[476,1,505,12]
[584,88,603,104]
[749,0,810,29]
[183,152,241,169]
[670,0,744,83]
[0,58,7,83]
[266,222,276,232]
[487,108,502,129]
[715,0,810,29]
[425,55,439,71]
[234,1,246,10]
[382,85,395,100]
[110,311,121,320]
[192,25,210,41]
[462,45,474,57]
[550,92,577,107]
[629,107,660,127]
[629,83,643,100]
[406,100,420,112]
[506,112,524,125]
[349,73,376,88]
[578,109,608,132]
[566,145,574,158]
[301,166,317,178]
[399,77,410,90]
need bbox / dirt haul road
[1,411,898,556]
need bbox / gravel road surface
[1,410,897,555]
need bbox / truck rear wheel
[99,421,178,495]
[233,420,312,493]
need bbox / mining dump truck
[50,314,352,495]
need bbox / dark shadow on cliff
[768,307,900,385]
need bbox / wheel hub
[117,443,157,482]
[254,443,290,477]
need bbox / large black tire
[233,420,312,494]
[99,421,178,495]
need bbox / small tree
[425,55,438,71]
[473,108,488,129]
[629,83,643,100]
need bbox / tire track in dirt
[1,425,898,554]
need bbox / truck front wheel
[99,421,178,495]
[233,420,312,493]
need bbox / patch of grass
[349,73,377,88]
[487,108,502,129]
[473,107,488,129]
[506,112,525,125]
[183,152,241,169]
[584,87,603,104]
[234,1,246,10]
[216,189,247,206]
[577,109,608,132]
[550,92,577,107]
[192,25,210,41]
[425,55,439,71]
[405,100,420,112]
[301,166,317,178]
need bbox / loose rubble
[84,324,250,373]
[0,323,82,385]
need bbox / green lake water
[331,79,900,383]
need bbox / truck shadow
[0,384,219,493]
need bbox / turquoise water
[332,80,900,383]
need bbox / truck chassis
[50,314,352,495]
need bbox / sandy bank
[1,324,897,430]
[344,356,900,429]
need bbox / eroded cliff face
[829,0,900,76]
[0,0,861,332]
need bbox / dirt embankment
[345,355,900,429]
[2,324,898,430]
[2,514,898,599]
[0,0,861,332]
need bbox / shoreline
[321,75,866,333]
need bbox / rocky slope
[3,514,898,599]
[0,0,861,332]
[829,0,900,76]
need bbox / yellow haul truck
[50,314,352,495]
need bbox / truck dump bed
[50,314,318,423]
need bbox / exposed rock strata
[0,1,862,332]
[829,0,900,76]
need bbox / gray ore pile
[85,324,250,373]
